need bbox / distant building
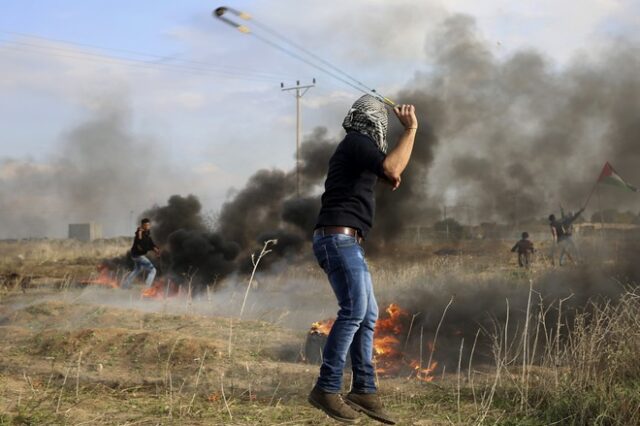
[68,222,102,242]
[574,222,640,231]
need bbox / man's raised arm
[382,105,418,191]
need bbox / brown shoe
[344,392,396,425]
[308,386,360,424]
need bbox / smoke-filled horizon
[1,13,639,239]
[0,101,193,239]
[183,14,640,248]
[418,15,640,224]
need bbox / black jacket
[131,228,157,257]
[315,132,386,238]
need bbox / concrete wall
[68,222,103,242]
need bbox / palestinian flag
[598,162,638,192]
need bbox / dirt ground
[1,236,632,425]
[0,289,495,425]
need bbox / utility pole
[281,78,315,197]
[443,205,449,240]
[464,203,471,226]
[514,193,519,231]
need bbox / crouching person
[121,218,159,289]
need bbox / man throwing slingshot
[309,95,418,424]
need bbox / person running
[121,218,159,289]
[309,95,418,425]
[511,231,535,268]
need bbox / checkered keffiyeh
[342,95,389,153]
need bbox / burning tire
[304,332,327,365]
[304,305,437,381]
[304,320,350,368]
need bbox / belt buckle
[349,228,362,245]
[315,226,362,244]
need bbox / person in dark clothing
[511,231,535,268]
[308,95,418,425]
[121,218,159,289]
[549,207,584,266]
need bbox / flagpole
[596,184,605,258]
[582,179,599,210]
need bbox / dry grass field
[0,237,638,425]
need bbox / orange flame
[410,360,439,382]
[141,282,164,299]
[82,264,119,288]
[140,279,181,300]
[309,303,438,382]
[373,335,400,357]
[310,319,335,335]
[376,303,407,334]
[372,304,408,376]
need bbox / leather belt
[314,226,363,244]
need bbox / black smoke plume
[142,195,240,288]
[165,229,239,285]
[145,194,207,245]
[115,128,335,289]
[212,128,335,260]
[0,101,186,239]
[210,13,640,248]
[389,261,639,370]
[217,169,293,250]
[411,15,640,223]
[122,13,640,289]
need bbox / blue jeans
[121,255,156,289]
[551,237,578,266]
[313,233,378,394]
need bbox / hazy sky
[1,0,638,237]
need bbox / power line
[0,39,295,83]
[250,19,379,96]
[250,32,377,97]
[213,7,396,106]
[0,39,281,81]
[0,30,310,82]
[0,45,270,83]
[0,29,307,81]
